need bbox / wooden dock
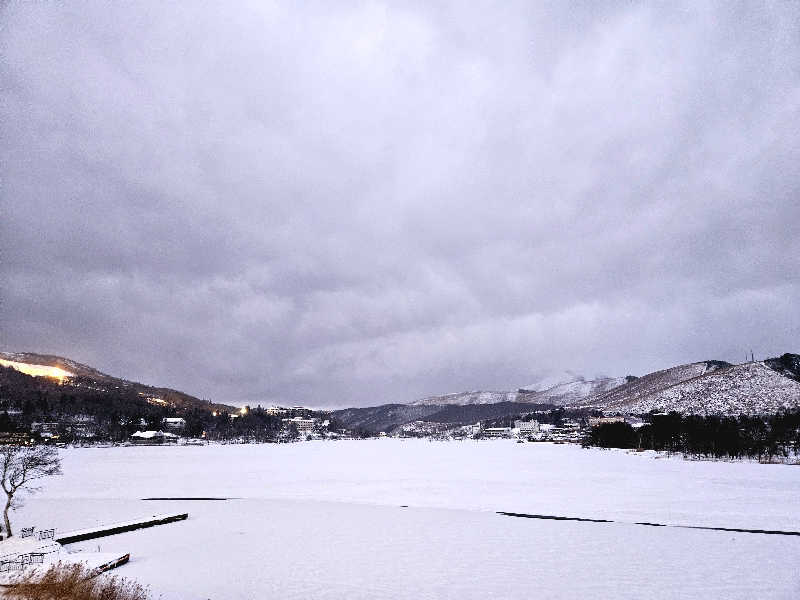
[56,513,188,545]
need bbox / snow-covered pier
[0,512,188,583]
[0,535,130,584]
[56,512,188,545]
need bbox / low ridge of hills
[332,404,444,433]
[0,351,234,414]
[333,401,555,434]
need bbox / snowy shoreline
[63,437,800,467]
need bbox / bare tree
[0,445,62,537]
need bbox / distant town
[17,404,630,446]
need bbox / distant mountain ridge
[412,374,632,407]
[334,353,800,432]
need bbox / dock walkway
[56,512,188,545]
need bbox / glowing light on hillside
[0,359,73,381]
[239,406,248,415]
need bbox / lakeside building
[32,418,97,439]
[281,416,316,433]
[70,423,96,439]
[31,422,61,439]
[162,417,187,431]
[539,424,554,436]
[514,420,540,435]
[589,416,625,427]
[537,421,583,442]
[0,432,31,445]
[481,427,512,438]
[130,430,179,445]
[31,422,60,435]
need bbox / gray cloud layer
[2,2,799,407]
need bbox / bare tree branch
[0,445,61,537]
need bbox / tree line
[583,411,800,461]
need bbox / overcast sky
[2,1,799,407]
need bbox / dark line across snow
[142,497,232,501]
[497,512,800,536]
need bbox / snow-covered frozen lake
[19,440,800,599]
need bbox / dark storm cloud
[2,1,799,406]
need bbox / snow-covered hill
[410,390,520,406]
[609,361,800,415]
[521,376,631,406]
[518,371,584,393]
[574,361,731,410]
[0,350,234,413]
[0,351,119,382]
[575,355,800,416]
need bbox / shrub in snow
[4,562,149,600]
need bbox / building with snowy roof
[130,430,179,445]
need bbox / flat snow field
[17,440,800,599]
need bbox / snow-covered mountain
[608,361,800,415]
[573,361,731,410]
[576,355,800,416]
[520,376,632,406]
